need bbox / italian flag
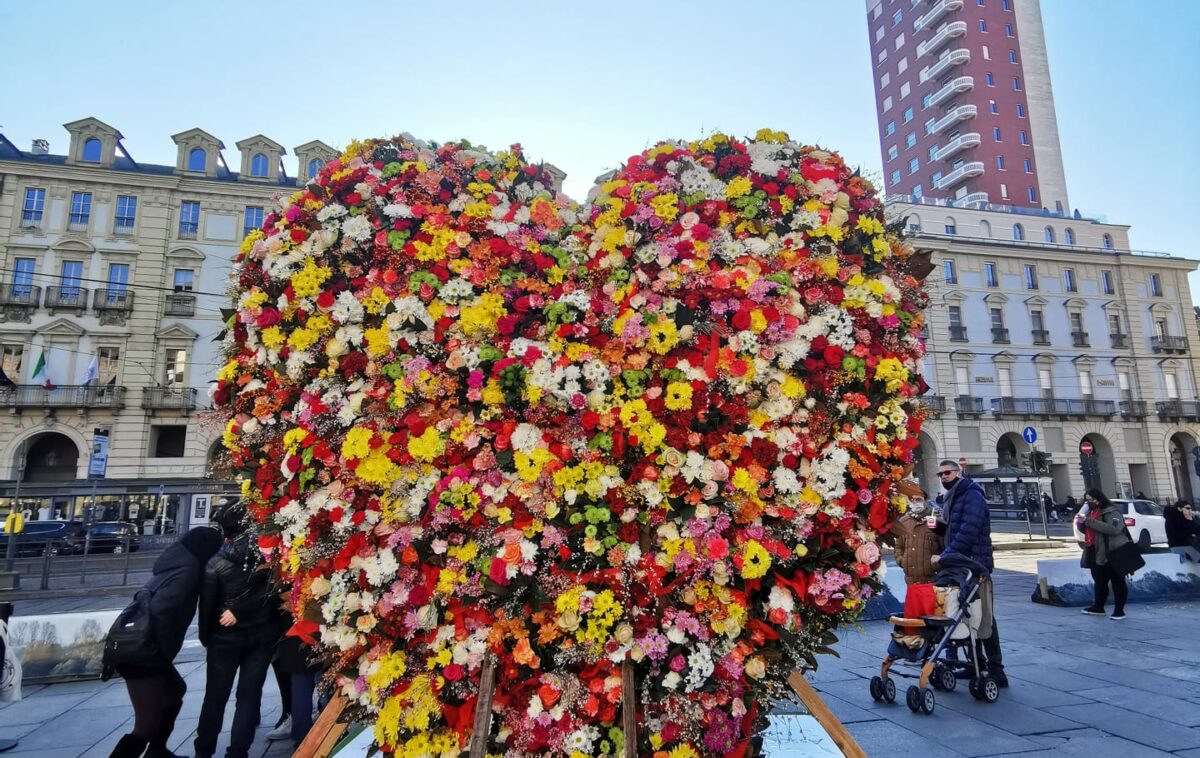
[31,349,54,389]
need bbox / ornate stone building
[896,196,1200,504]
[0,118,338,531]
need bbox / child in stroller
[868,553,1001,714]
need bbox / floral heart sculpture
[215,129,928,758]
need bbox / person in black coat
[109,526,223,758]
[193,504,276,758]
[1166,501,1200,549]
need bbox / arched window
[1043,226,1055,243]
[82,138,102,162]
[307,158,324,178]
[944,216,957,235]
[1064,228,1076,245]
[187,147,207,172]
[979,220,991,238]
[1013,223,1025,241]
[1102,233,1114,250]
[250,153,269,177]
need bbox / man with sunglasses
[930,460,1007,687]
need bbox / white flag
[81,354,99,385]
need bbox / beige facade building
[896,196,1200,507]
[0,118,337,531]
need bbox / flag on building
[31,349,54,389]
[81,354,99,385]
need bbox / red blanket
[904,582,937,618]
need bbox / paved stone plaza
[3,544,1199,757]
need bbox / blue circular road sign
[1022,426,1037,444]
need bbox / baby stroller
[868,553,1000,714]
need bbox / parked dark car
[84,521,140,553]
[0,520,87,557]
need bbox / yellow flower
[407,428,445,463]
[366,651,408,703]
[361,287,391,315]
[357,447,397,487]
[741,539,772,579]
[288,327,318,351]
[243,289,268,309]
[874,357,910,392]
[664,382,693,411]
[646,319,679,354]
[341,427,373,460]
[282,427,308,454]
[290,257,332,298]
[364,326,392,358]
[459,293,505,338]
[217,360,239,382]
[725,176,753,198]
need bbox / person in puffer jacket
[193,503,275,758]
[932,459,1006,686]
[108,526,223,758]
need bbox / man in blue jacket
[931,459,1006,686]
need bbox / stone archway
[1168,431,1198,503]
[995,431,1029,468]
[18,432,81,482]
[1080,432,1118,497]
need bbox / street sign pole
[79,428,110,585]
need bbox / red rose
[289,228,308,244]
[316,291,335,309]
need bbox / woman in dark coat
[1077,489,1133,620]
[110,526,223,758]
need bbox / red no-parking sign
[1079,440,1094,455]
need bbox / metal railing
[1071,331,1090,348]
[917,20,968,58]
[0,384,126,410]
[0,283,40,307]
[179,222,199,240]
[1151,335,1188,353]
[919,395,946,413]
[1157,400,1200,420]
[1119,400,1148,418]
[991,327,1009,344]
[949,325,968,341]
[164,292,196,316]
[1110,333,1128,348]
[93,288,134,312]
[920,47,970,82]
[936,160,985,189]
[991,397,1117,417]
[142,387,199,412]
[954,395,984,414]
[930,104,977,135]
[928,75,974,108]
[44,286,90,313]
[915,0,963,32]
[1031,329,1051,345]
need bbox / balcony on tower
[915,0,964,33]
[931,104,977,134]
[935,132,981,161]
[928,76,974,108]
[952,192,989,208]
[934,161,984,189]
[921,48,970,83]
[917,21,968,59]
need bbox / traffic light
[1079,453,1099,482]
[1031,450,1053,476]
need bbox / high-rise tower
[865,0,1069,212]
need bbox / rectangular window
[1079,370,1092,397]
[948,305,963,328]
[902,106,913,123]
[945,221,957,235]
[1156,318,1168,338]
[886,120,896,136]
[1013,76,1022,90]
[883,95,893,111]
[908,157,920,174]
[1064,268,1076,292]
[1024,158,1032,173]
[932,171,943,187]
[993,127,1002,142]
[173,269,195,292]
[1,344,22,382]
[69,191,92,229]
[1031,309,1045,332]
[21,188,46,226]
[989,99,998,114]
[1150,273,1163,297]
[1002,0,1011,9]
[986,72,995,87]
[1016,103,1025,117]
[875,26,885,42]
[998,367,1013,397]
[956,366,970,393]
[1009,50,1018,64]
[890,169,902,185]
[1118,372,1130,397]
[1000,182,1009,198]
[1166,373,1179,399]
[1108,313,1122,336]
[881,72,891,88]
[1005,23,1014,37]
[60,260,84,297]
[900,80,911,97]
[928,144,939,161]
[98,346,120,385]
[164,348,187,388]
[877,49,888,64]
[1027,186,1037,203]
[944,260,957,283]
[114,194,138,234]
[996,156,1006,170]
[13,258,36,296]
[912,184,923,199]
[1039,368,1053,396]
[1024,264,1038,289]
[898,57,909,74]
[887,145,899,161]
[982,44,990,60]
[1101,270,1114,294]
[984,262,998,287]
[1069,311,1084,333]
[150,425,188,458]
[895,33,906,50]
[1020,130,1029,145]
[990,307,1004,329]
[922,92,933,109]
[924,118,936,135]
[905,132,917,148]
[180,201,200,239]
[106,263,130,302]
[979,19,987,32]
[893,9,903,25]
[244,206,264,237]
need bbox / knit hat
[212,501,248,539]
[180,525,223,561]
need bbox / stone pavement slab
[1072,685,1200,727]
[1045,702,1200,752]
[1022,729,1178,757]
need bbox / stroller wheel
[968,678,983,700]
[938,666,957,692]
[920,687,936,715]
[883,677,897,703]
[906,685,921,712]
[869,676,884,702]
[979,675,1001,703]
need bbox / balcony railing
[949,325,968,342]
[142,387,199,412]
[992,397,1116,417]
[1071,331,1090,348]
[917,20,968,58]
[113,220,135,236]
[179,222,199,240]
[1031,329,1051,345]
[952,192,990,208]
[914,0,963,32]
[920,47,970,83]
[936,161,985,189]
[164,293,196,317]
[94,288,134,313]
[991,327,1009,344]
[1119,400,1147,418]
[954,395,985,415]
[1109,333,1128,348]
[1157,400,1200,421]
[930,104,977,135]
[0,283,41,308]
[919,395,946,413]
[44,286,90,314]
[0,384,126,410]
[1151,335,1188,353]
[928,75,974,108]
[934,132,981,163]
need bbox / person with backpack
[1077,489,1135,619]
[193,504,276,758]
[106,526,223,758]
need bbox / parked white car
[1072,499,1168,551]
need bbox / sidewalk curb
[994,539,1070,552]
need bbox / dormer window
[309,158,324,178]
[250,153,269,178]
[188,148,207,172]
[82,138,102,162]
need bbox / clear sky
[2,1,1197,298]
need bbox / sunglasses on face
[938,471,956,477]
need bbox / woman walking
[108,526,224,758]
[1076,489,1132,620]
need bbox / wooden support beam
[621,659,637,758]
[292,693,349,758]
[787,671,868,758]
[468,653,498,758]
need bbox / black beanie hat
[180,525,223,561]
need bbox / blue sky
[2,1,1197,298]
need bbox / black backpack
[101,589,162,677]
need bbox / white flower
[316,204,348,222]
[341,214,373,243]
[332,291,364,324]
[773,467,802,494]
[382,203,412,219]
[510,424,543,454]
